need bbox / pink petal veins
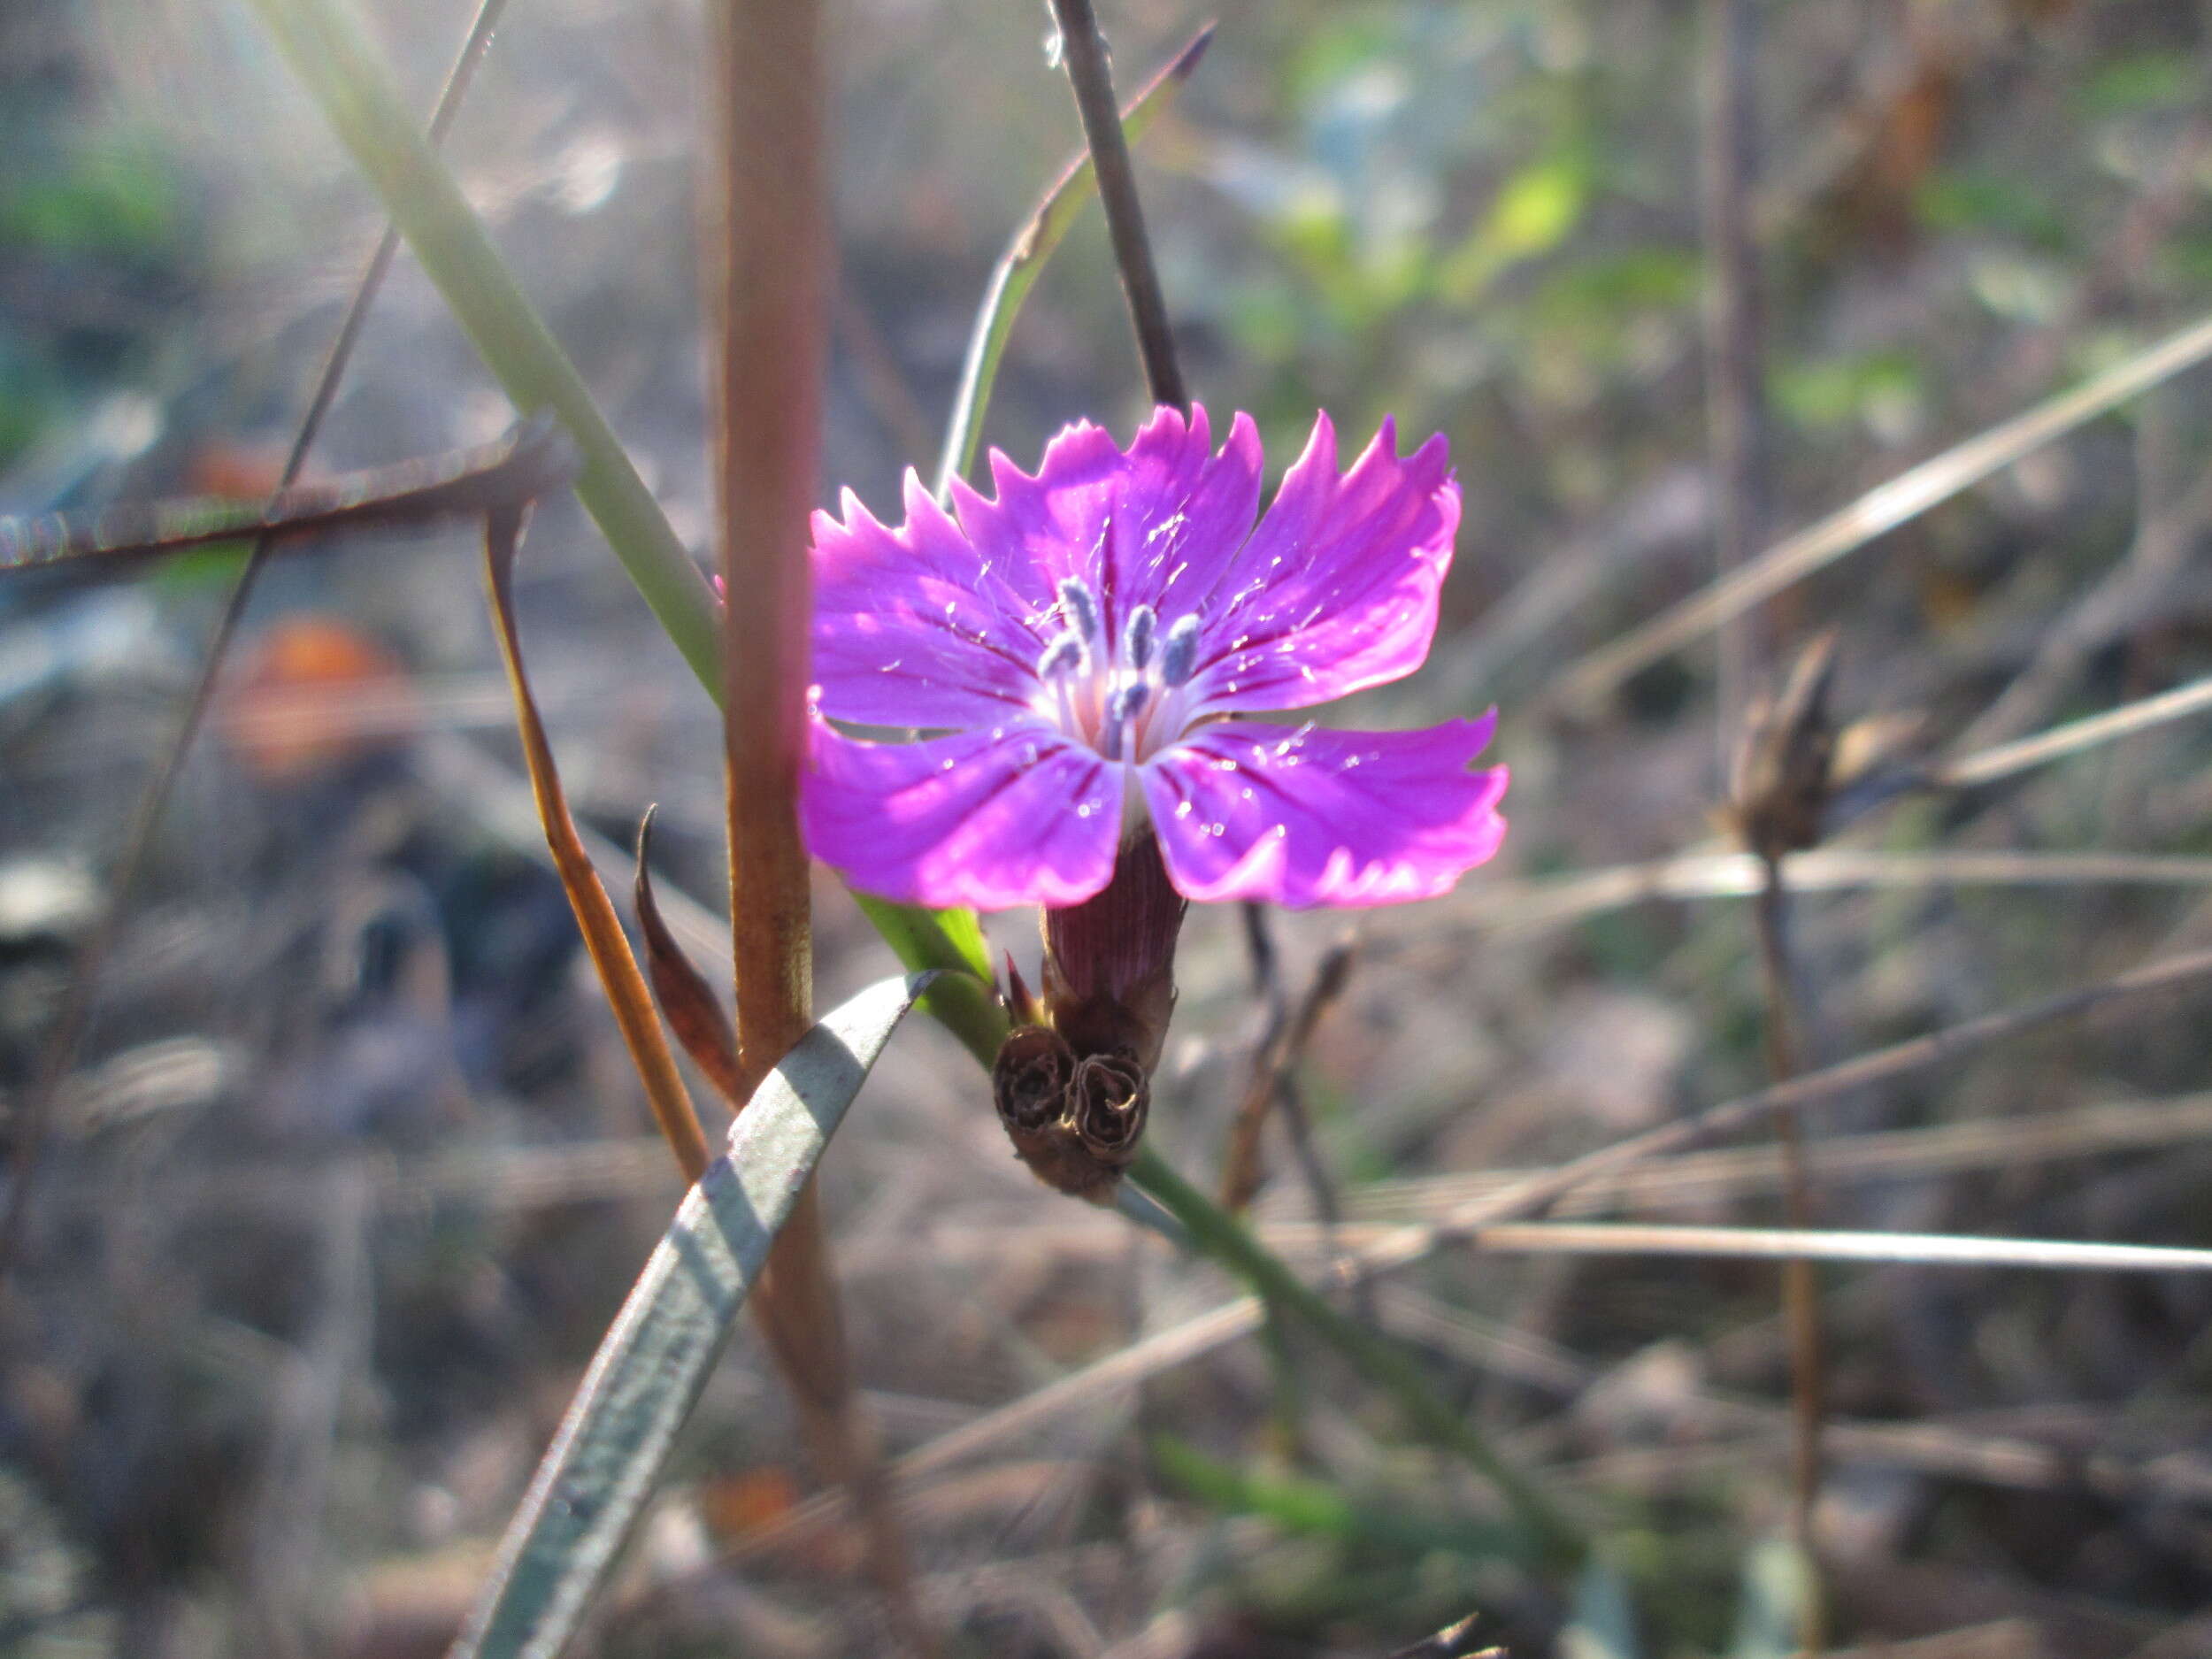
[1141,712,1507,908]
[802,712,1124,910]
[1177,412,1458,717]
[810,473,1048,727]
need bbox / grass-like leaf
[449,972,935,1659]
[934,24,1213,496]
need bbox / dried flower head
[800,404,1509,912]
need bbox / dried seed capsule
[993,1024,1076,1133]
[1068,1051,1148,1164]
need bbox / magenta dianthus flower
[800,405,1508,912]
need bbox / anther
[1157,613,1202,687]
[1056,576,1102,641]
[1124,604,1156,672]
[1035,630,1087,678]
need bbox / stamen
[1056,575,1102,641]
[1124,603,1156,672]
[1157,613,1202,687]
[1100,680,1150,760]
[1035,629,1087,679]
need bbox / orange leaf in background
[221,615,421,783]
[696,1465,859,1575]
[698,1466,803,1540]
[183,439,296,503]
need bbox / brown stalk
[0,0,511,1276]
[1219,938,1356,1216]
[1046,0,1187,413]
[1729,634,1839,1649]
[703,2,930,1649]
[479,507,710,1183]
[1700,0,1774,764]
[634,808,743,1108]
[1042,0,1303,1211]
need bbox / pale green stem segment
[249,0,995,995]
[934,25,1213,497]
[1127,1144,1586,1564]
[852,892,1005,1063]
[450,973,935,1659]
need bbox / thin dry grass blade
[480,507,710,1183]
[0,420,576,575]
[1937,670,2212,788]
[1462,1223,2212,1272]
[1549,310,2212,713]
[1456,848,2212,943]
[634,808,742,1108]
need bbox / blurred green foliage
[0,136,185,261]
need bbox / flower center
[1033,576,1200,763]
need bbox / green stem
[1130,1144,1585,1564]
[248,0,721,690]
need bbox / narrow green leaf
[934,25,1213,497]
[1129,1147,1583,1563]
[1727,1534,1818,1659]
[450,972,935,1659]
[245,0,722,691]
[1152,1435,1529,1560]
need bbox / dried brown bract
[1069,1050,1148,1163]
[1728,631,1839,860]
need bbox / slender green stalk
[934,26,1210,495]
[248,0,720,689]
[1129,1145,1585,1563]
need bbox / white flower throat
[1033,575,1201,764]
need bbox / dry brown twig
[1952,397,2212,755]
[1728,632,1839,1638]
[1219,933,1356,1217]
